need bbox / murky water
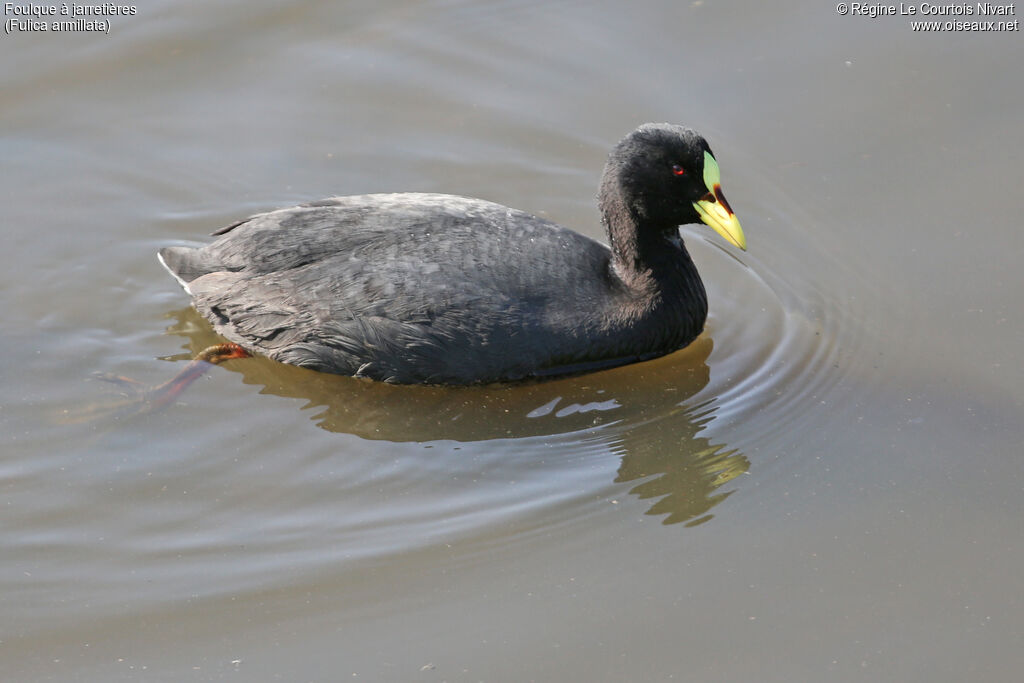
[3,0,1023,680]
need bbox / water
[3,0,1023,680]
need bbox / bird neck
[598,179,708,343]
[598,180,693,279]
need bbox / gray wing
[159,194,618,383]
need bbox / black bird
[158,123,745,385]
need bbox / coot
[159,124,745,384]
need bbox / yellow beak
[692,152,746,251]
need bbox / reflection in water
[611,406,747,527]
[160,307,749,525]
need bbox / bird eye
[671,164,686,176]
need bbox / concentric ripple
[123,182,879,548]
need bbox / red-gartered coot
[159,123,745,384]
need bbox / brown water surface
[2,1,1023,680]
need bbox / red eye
[671,165,686,176]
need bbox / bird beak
[693,151,746,251]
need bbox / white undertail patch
[157,251,193,295]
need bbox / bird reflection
[157,307,747,526]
